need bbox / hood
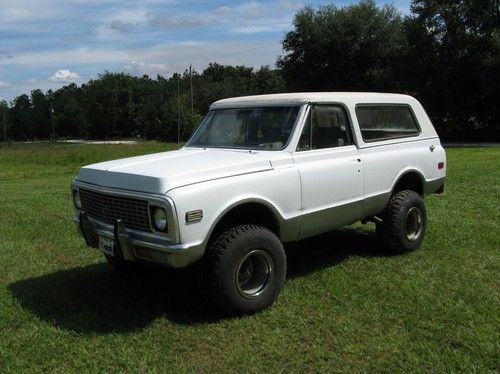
[75,148,287,194]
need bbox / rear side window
[355,105,420,142]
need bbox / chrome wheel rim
[236,249,274,299]
[405,207,423,241]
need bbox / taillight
[438,162,445,170]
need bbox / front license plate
[99,236,115,256]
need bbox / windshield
[187,106,300,151]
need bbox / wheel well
[208,202,281,244]
[392,171,424,196]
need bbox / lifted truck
[72,92,446,314]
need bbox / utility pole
[177,75,180,145]
[50,104,55,140]
[189,64,193,113]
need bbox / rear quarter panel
[348,96,446,217]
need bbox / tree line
[1,0,498,142]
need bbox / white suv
[71,92,446,314]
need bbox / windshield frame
[185,105,303,152]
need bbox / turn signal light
[438,162,445,170]
[186,209,203,222]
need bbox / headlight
[73,190,82,209]
[153,207,167,231]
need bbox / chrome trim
[236,249,274,299]
[405,207,423,241]
[73,216,189,253]
[79,188,153,232]
[71,180,180,243]
[186,209,203,222]
[357,135,440,149]
[115,219,135,260]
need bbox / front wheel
[206,224,286,314]
[376,190,427,254]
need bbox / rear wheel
[376,190,427,254]
[206,224,286,314]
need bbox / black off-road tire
[376,190,427,254]
[206,224,286,314]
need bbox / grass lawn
[0,142,498,372]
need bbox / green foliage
[279,0,499,141]
[2,65,285,142]
[278,0,407,91]
[405,0,500,140]
[0,143,498,371]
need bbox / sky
[0,0,410,102]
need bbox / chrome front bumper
[75,212,202,268]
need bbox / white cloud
[0,47,129,66]
[105,9,148,32]
[238,1,266,19]
[276,0,303,11]
[147,0,302,31]
[106,9,148,24]
[149,13,215,29]
[0,41,281,83]
[0,81,10,88]
[233,24,289,34]
[213,6,231,16]
[49,69,80,82]
[124,41,282,77]
[0,40,283,102]
[0,0,66,30]
[123,60,171,76]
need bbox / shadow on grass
[285,226,382,278]
[8,227,383,334]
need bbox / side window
[356,105,420,142]
[296,105,353,151]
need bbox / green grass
[0,142,498,372]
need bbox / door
[293,104,363,239]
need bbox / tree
[10,94,33,140]
[407,0,500,140]
[30,89,51,139]
[0,100,8,142]
[53,83,87,138]
[277,0,408,92]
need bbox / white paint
[73,92,446,268]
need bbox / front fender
[166,168,302,254]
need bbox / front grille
[79,189,152,232]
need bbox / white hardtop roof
[211,92,417,109]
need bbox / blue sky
[0,0,410,102]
